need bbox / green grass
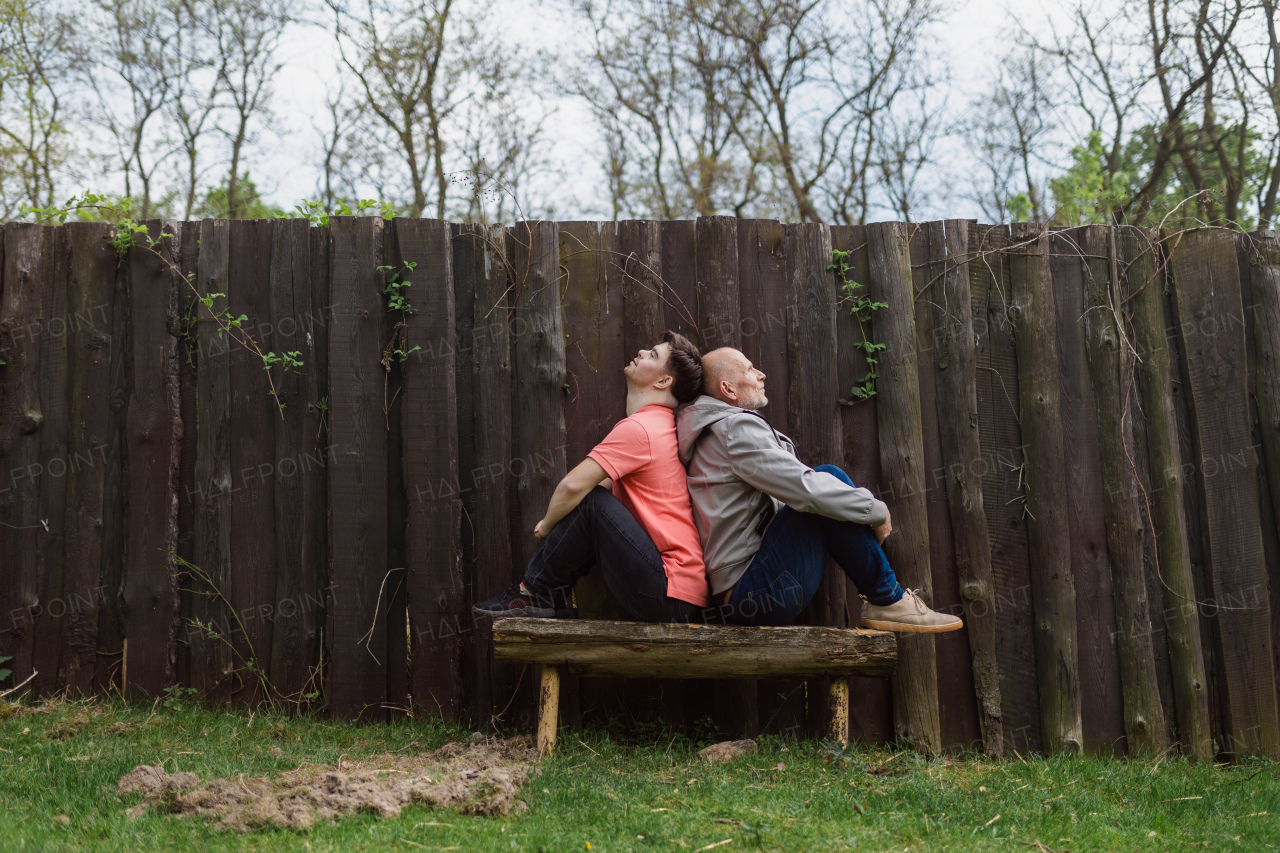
[0,697,1276,851]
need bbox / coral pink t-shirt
[588,404,709,607]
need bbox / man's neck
[625,386,676,416]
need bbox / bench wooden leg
[537,664,560,756]
[828,678,849,746]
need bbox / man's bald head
[703,347,768,410]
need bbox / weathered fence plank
[1168,228,1280,760]
[615,220,684,730]
[743,219,805,737]
[913,224,980,753]
[926,220,1002,754]
[327,216,388,721]
[560,220,629,727]
[1123,228,1213,761]
[867,221,941,753]
[59,223,116,693]
[784,222,845,739]
[508,221,566,730]
[1050,228,1125,755]
[1240,231,1280,722]
[968,223,1041,753]
[457,224,520,726]
[94,231,130,693]
[228,221,276,703]
[1079,226,1167,756]
[660,220,697,341]
[831,224,893,745]
[191,220,233,702]
[33,226,70,696]
[397,218,465,719]
[121,220,182,698]
[268,218,327,701]
[695,216,742,352]
[0,224,45,689]
[174,222,199,691]
[1008,223,1084,754]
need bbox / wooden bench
[492,618,897,754]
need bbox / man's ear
[718,379,736,401]
[654,373,673,390]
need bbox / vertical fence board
[1241,231,1280,721]
[0,224,44,689]
[60,223,115,693]
[926,220,1002,754]
[560,221,630,727]
[1168,228,1280,759]
[228,221,276,703]
[508,221,566,730]
[384,224,409,717]
[1123,228,1213,760]
[191,220,233,702]
[1008,223,1084,753]
[95,232,130,692]
[1079,226,1167,756]
[268,218,326,701]
[121,221,182,698]
[397,218,464,719]
[830,224,893,745]
[451,223,479,720]
[33,227,70,695]
[174,222,199,691]
[692,216,758,739]
[327,217,388,721]
[912,223,980,753]
[744,218,806,737]
[460,224,521,726]
[660,221,697,341]
[867,222,941,752]
[737,220,790,435]
[695,216,742,352]
[616,219,680,730]
[968,224,1040,752]
[1050,228,1125,755]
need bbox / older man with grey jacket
[676,347,961,632]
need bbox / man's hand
[873,509,892,545]
[534,518,551,540]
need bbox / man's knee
[814,463,853,486]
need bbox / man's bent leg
[811,464,903,607]
[524,486,697,623]
[811,464,962,633]
[722,508,826,626]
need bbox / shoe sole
[472,606,571,620]
[859,617,964,634]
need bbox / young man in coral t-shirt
[472,331,710,622]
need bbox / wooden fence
[1,217,1278,760]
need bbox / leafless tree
[86,0,188,217]
[207,0,291,218]
[0,0,78,216]
[167,0,220,219]
[963,49,1057,223]
[324,0,548,219]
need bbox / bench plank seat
[491,618,898,753]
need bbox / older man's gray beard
[745,391,768,410]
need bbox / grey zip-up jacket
[675,395,889,595]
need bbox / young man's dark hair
[662,330,703,404]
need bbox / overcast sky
[251,0,1049,221]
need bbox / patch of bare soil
[118,736,537,832]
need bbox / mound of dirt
[698,739,758,763]
[118,736,537,832]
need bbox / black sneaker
[472,582,572,619]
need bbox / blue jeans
[717,464,904,626]
[522,486,705,623]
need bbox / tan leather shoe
[860,589,964,634]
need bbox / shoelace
[903,588,928,614]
